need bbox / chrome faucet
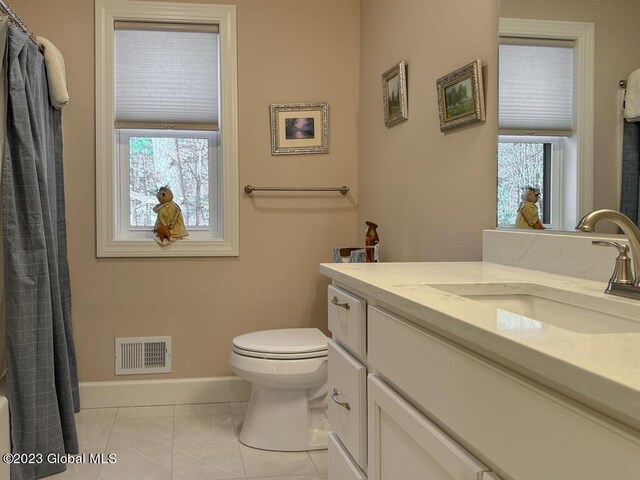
[576,209,640,300]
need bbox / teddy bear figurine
[152,186,188,245]
[515,186,545,230]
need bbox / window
[96,1,238,257]
[119,130,219,233]
[498,18,594,231]
[498,136,561,227]
[498,35,576,230]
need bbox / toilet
[229,328,330,451]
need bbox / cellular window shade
[499,43,574,134]
[114,25,219,130]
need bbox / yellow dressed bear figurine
[515,186,545,230]
[153,186,188,245]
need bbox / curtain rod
[0,0,40,49]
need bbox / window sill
[97,235,238,258]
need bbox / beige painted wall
[358,0,499,262]
[501,0,640,216]
[12,0,359,381]
[11,0,501,381]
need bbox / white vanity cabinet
[367,305,640,480]
[326,280,640,480]
[326,285,501,480]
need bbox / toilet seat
[232,328,328,360]
[232,345,327,360]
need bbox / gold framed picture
[436,59,486,132]
[382,61,408,127]
[270,102,329,155]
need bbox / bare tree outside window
[497,142,545,225]
[129,136,210,228]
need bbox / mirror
[499,0,640,232]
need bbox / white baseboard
[79,376,251,408]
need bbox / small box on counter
[333,245,380,263]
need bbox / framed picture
[270,102,329,155]
[436,59,486,132]
[382,61,408,127]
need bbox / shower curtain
[621,119,640,226]
[2,25,79,480]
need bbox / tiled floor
[50,402,328,480]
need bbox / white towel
[624,68,640,122]
[35,36,69,110]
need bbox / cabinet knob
[331,296,351,310]
[331,388,351,411]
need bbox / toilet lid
[232,328,329,355]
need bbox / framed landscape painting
[270,102,328,155]
[382,61,408,127]
[436,59,486,132]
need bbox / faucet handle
[592,240,628,255]
[592,241,635,286]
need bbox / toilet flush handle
[331,388,351,411]
[331,296,350,310]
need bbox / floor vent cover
[115,336,172,375]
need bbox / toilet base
[239,386,329,451]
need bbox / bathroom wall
[501,0,640,219]
[12,0,360,380]
[357,0,499,261]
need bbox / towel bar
[244,185,349,195]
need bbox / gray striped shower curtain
[2,24,79,480]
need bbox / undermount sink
[424,282,640,334]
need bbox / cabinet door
[329,432,367,480]
[368,375,490,480]
[328,340,367,470]
[368,306,640,480]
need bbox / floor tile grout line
[95,408,118,479]
[229,402,250,480]
[230,400,249,462]
[309,451,317,476]
[170,405,176,477]
[230,399,248,475]
[310,450,327,476]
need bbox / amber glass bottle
[365,221,379,262]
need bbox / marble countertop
[320,261,640,432]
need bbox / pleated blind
[114,22,219,130]
[499,41,574,135]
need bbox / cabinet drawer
[328,339,367,470]
[329,432,367,480]
[368,375,489,480]
[368,306,640,480]
[482,474,502,480]
[328,285,366,359]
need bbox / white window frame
[498,135,563,230]
[499,18,594,223]
[96,0,238,257]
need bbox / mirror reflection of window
[498,139,553,226]
[498,39,575,230]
